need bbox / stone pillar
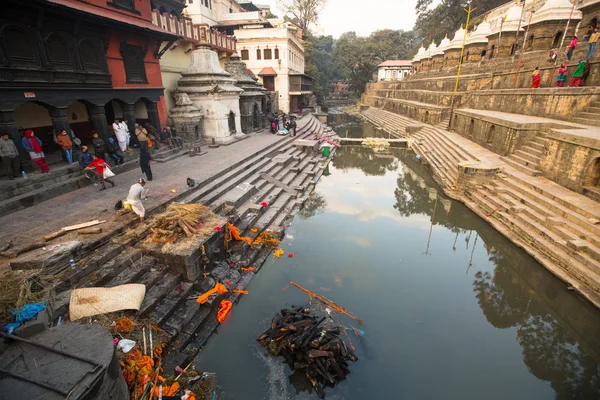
[0,110,28,163]
[49,107,71,136]
[147,102,161,132]
[88,105,110,143]
[121,103,139,147]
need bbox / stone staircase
[0,145,188,216]
[360,106,600,307]
[573,100,600,127]
[466,169,600,306]
[42,115,330,371]
[501,134,547,176]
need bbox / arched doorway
[486,125,495,144]
[583,157,600,187]
[228,111,236,133]
[66,101,91,145]
[14,102,54,153]
[134,99,150,127]
[527,34,535,49]
[468,119,475,138]
[552,31,563,48]
[424,111,430,124]
[253,103,260,129]
[490,45,496,59]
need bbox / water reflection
[375,145,600,399]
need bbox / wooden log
[1,241,45,258]
[62,220,106,232]
[43,230,67,242]
[77,227,103,235]
[0,240,13,252]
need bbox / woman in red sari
[531,67,541,88]
[21,129,49,173]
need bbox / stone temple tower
[224,52,268,134]
[175,44,244,144]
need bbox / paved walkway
[0,131,284,269]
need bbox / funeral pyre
[257,306,359,398]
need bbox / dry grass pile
[145,203,220,250]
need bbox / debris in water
[291,282,363,325]
[288,253,295,258]
[274,249,284,258]
[257,306,359,398]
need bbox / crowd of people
[268,113,297,136]
[0,119,184,186]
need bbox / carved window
[120,43,148,83]
[256,49,261,60]
[274,48,279,59]
[107,0,139,14]
[46,34,75,71]
[264,49,272,59]
[80,40,105,73]
[3,27,41,68]
[241,49,249,60]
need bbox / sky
[258,0,418,38]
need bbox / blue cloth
[64,149,73,164]
[4,302,46,334]
[79,151,92,167]
[21,137,42,152]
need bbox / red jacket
[88,158,107,174]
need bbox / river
[195,122,600,400]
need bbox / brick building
[0,0,182,161]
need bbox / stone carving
[174,92,194,106]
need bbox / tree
[305,34,335,101]
[277,0,327,33]
[264,11,279,18]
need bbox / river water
[195,122,600,400]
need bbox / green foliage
[305,34,335,101]
[264,11,279,18]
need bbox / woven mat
[69,284,146,321]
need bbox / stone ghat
[12,114,334,373]
[361,106,600,309]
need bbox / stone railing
[151,10,236,53]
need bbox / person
[567,35,578,61]
[107,138,125,166]
[145,123,159,150]
[140,147,153,181]
[290,117,297,137]
[274,116,280,131]
[112,119,128,152]
[270,121,277,134]
[21,130,49,173]
[556,62,567,87]
[160,128,174,148]
[588,28,600,58]
[531,67,541,88]
[168,126,183,148]
[298,104,303,115]
[79,145,96,182]
[56,129,74,164]
[0,133,21,179]
[547,50,557,63]
[569,59,587,86]
[581,59,592,86]
[85,154,115,191]
[135,123,149,151]
[127,178,148,223]
[92,132,108,164]
[585,25,595,41]
[123,119,131,151]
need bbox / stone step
[586,106,600,113]
[415,142,456,187]
[417,134,461,173]
[153,149,189,163]
[525,142,546,153]
[138,266,171,290]
[579,112,600,121]
[572,117,600,127]
[589,101,600,109]
[149,281,195,326]
[427,128,478,162]
[502,157,542,176]
[467,190,600,299]
[139,272,182,316]
[583,186,600,202]
[499,175,600,236]
[75,249,143,288]
[508,153,540,169]
[514,149,542,164]
[105,256,157,288]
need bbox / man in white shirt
[127,178,148,223]
[122,119,131,150]
[112,119,127,152]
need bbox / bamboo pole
[548,0,578,86]
[449,4,474,131]
[514,0,536,87]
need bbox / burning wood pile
[257,306,358,398]
[147,203,219,244]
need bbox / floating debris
[257,306,358,398]
[291,282,363,325]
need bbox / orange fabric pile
[154,382,181,397]
[114,316,135,334]
[233,289,248,295]
[217,299,232,323]
[240,267,255,272]
[196,282,228,304]
[227,222,252,245]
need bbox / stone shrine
[224,53,268,133]
[168,91,204,155]
[175,44,244,144]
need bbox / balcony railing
[151,10,237,53]
[289,83,312,92]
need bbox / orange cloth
[233,289,248,295]
[227,222,252,245]
[154,382,181,397]
[217,299,232,323]
[240,267,255,272]
[196,282,228,304]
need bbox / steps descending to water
[573,100,600,127]
[361,106,600,308]
[40,115,331,370]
